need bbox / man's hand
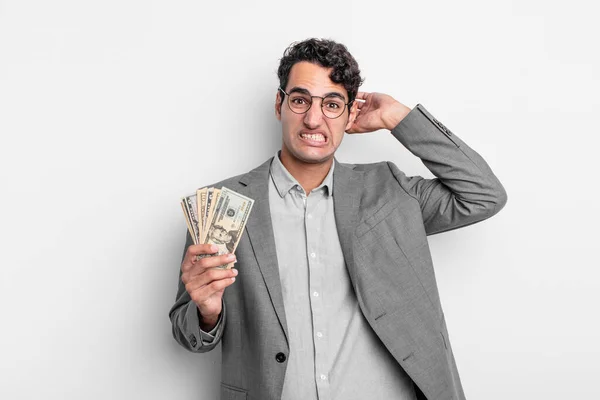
[346,92,411,134]
[181,244,238,331]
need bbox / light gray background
[1,0,598,399]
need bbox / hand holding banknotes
[181,244,238,331]
[180,186,255,330]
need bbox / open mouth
[299,132,327,145]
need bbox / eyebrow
[288,86,347,102]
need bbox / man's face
[275,61,357,165]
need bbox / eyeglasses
[278,87,351,119]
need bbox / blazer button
[275,352,286,363]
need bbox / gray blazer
[169,104,507,400]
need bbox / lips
[299,130,328,146]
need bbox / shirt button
[313,291,319,297]
[320,374,327,380]
[316,332,323,338]
[310,252,316,258]
[307,214,313,219]
[275,352,286,363]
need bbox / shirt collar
[270,151,334,198]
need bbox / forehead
[286,61,348,97]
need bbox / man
[169,38,507,400]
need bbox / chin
[294,149,335,164]
[282,137,337,165]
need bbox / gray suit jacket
[169,104,507,400]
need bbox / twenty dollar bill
[203,187,254,269]
[181,186,254,269]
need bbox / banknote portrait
[207,225,238,253]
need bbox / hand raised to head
[346,92,411,134]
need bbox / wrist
[197,306,220,331]
[199,315,219,332]
[383,103,411,131]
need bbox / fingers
[186,243,219,258]
[355,91,368,101]
[199,253,237,270]
[182,244,218,268]
[354,94,367,111]
[191,277,236,316]
[203,276,236,294]
[182,252,237,280]
[186,267,238,293]
[186,268,238,314]
[183,245,219,266]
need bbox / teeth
[301,133,325,142]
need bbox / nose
[303,99,324,128]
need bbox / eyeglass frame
[278,87,353,119]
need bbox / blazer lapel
[239,158,289,344]
[333,159,363,284]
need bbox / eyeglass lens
[288,93,346,118]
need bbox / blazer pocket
[220,383,247,400]
[356,201,399,238]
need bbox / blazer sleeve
[168,231,226,352]
[389,104,507,235]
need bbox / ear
[275,90,282,121]
[345,101,358,131]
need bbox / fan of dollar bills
[181,187,254,269]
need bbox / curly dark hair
[277,38,364,108]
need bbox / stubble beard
[282,138,336,166]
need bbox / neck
[279,149,333,194]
